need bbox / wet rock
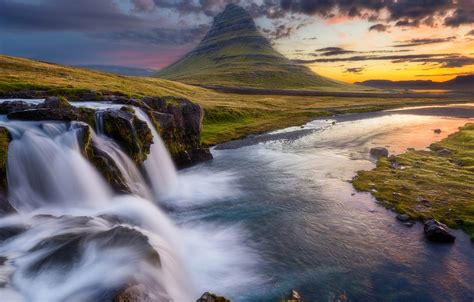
[27,224,160,274]
[112,284,157,302]
[197,292,230,302]
[0,225,27,243]
[8,105,96,128]
[0,101,36,114]
[370,147,389,159]
[436,148,452,156]
[78,126,131,194]
[0,193,16,216]
[424,219,456,243]
[433,129,442,134]
[41,96,70,109]
[396,214,410,222]
[101,108,153,163]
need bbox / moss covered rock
[0,127,11,191]
[78,125,131,193]
[101,108,153,164]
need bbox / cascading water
[134,108,178,198]
[0,114,196,301]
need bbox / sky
[0,0,473,83]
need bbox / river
[165,103,474,301]
[0,101,473,301]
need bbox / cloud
[467,29,474,36]
[393,36,456,47]
[444,8,474,26]
[314,47,356,56]
[369,24,388,32]
[98,25,210,45]
[344,67,365,73]
[293,53,474,68]
[0,0,144,31]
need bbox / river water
[165,104,474,301]
[0,100,473,301]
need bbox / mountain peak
[157,5,355,91]
[202,3,257,43]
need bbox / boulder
[423,219,456,243]
[436,148,452,156]
[370,147,389,159]
[433,129,442,134]
[8,105,96,128]
[396,214,410,222]
[78,126,131,194]
[41,96,70,109]
[197,292,230,302]
[0,101,35,114]
[101,108,153,163]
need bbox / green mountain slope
[157,4,358,91]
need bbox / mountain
[76,65,157,76]
[356,75,474,91]
[157,4,357,91]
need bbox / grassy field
[1,55,470,146]
[353,123,474,240]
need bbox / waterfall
[134,108,178,198]
[0,116,196,301]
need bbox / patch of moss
[353,123,474,240]
[0,127,11,191]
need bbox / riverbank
[353,123,474,240]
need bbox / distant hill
[157,4,361,91]
[77,65,157,76]
[356,75,474,91]
[0,55,207,98]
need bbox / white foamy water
[0,101,253,302]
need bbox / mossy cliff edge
[0,96,212,210]
[353,123,474,240]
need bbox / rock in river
[370,147,389,159]
[424,219,456,243]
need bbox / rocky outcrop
[101,107,153,164]
[424,219,456,243]
[2,94,212,170]
[197,292,230,302]
[0,127,15,215]
[79,126,131,193]
[144,96,212,167]
[7,96,96,128]
[370,147,389,159]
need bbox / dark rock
[78,126,131,194]
[0,225,27,243]
[27,223,160,274]
[41,96,70,109]
[424,219,456,243]
[0,256,7,265]
[396,214,410,222]
[370,147,389,159]
[101,109,153,163]
[0,101,36,114]
[433,128,442,134]
[0,193,16,216]
[8,106,96,128]
[436,148,452,156]
[112,284,156,302]
[197,292,230,302]
[142,97,167,111]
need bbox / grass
[1,55,471,146]
[353,123,474,240]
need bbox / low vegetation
[353,123,474,240]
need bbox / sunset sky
[1,0,473,83]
